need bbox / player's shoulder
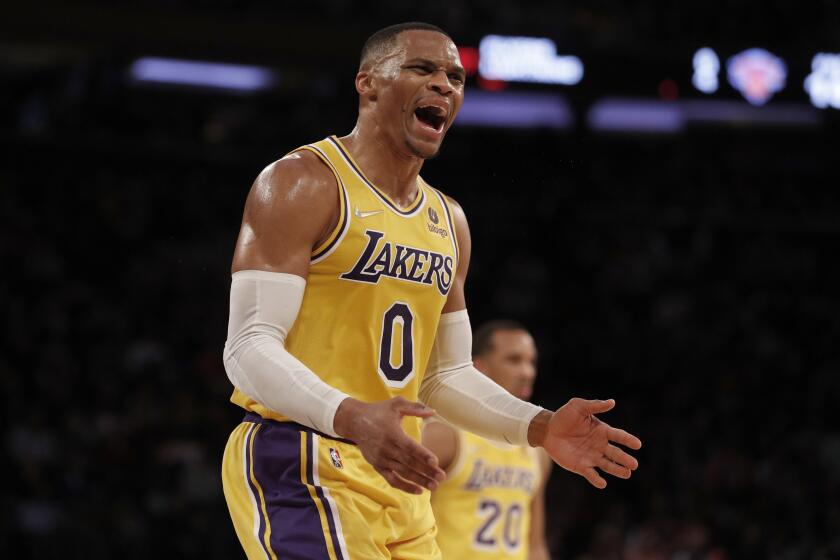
[442,194,468,241]
[252,148,337,204]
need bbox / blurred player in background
[221,21,641,559]
[425,321,552,560]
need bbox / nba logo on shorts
[329,448,343,469]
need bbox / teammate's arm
[528,450,552,560]
[225,152,445,494]
[420,197,643,488]
[421,420,459,472]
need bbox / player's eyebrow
[405,57,466,78]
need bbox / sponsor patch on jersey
[428,206,439,224]
[329,447,343,469]
[427,223,449,239]
[426,207,448,238]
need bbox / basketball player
[424,321,551,560]
[221,22,642,560]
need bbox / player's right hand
[537,398,642,489]
[333,396,446,494]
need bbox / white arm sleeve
[419,310,545,445]
[223,270,350,437]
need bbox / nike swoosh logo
[354,207,383,218]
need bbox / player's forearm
[419,310,544,445]
[332,397,370,440]
[420,365,543,445]
[224,334,349,435]
[223,270,350,436]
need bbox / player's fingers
[574,398,615,415]
[605,443,639,470]
[580,467,607,489]
[607,426,642,451]
[387,450,445,489]
[377,467,424,495]
[395,436,447,481]
[597,457,632,479]
[392,398,436,419]
[382,457,438,491]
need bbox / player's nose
[520,364,536,382]
[427,70,454,95]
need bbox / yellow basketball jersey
[431,428,543,560]
[230,136,459,441]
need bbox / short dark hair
[472,320,529,358]
[359,22,451,70]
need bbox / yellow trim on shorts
[299,432,340,560]
[222,423,269,560]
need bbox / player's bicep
[232,152,339,278]
[441,197,471,313]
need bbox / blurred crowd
[13,0,840,51]
[3,8,840,558]
[4,124,839,558]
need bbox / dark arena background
[3,1,840,558]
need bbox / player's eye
[409,65,432,74]
[449,73,465,84]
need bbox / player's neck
[339,126,424,208]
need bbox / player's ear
[355,70,376,101]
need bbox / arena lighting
[726,48,787,106]
[478,35,583,85]
[587,98,820,133]
[455,89,573,129]
[804,53,840,109]
[130,57,277,92]
[681,100,821,126]
[692,48,720,94]
[587,99,684,133]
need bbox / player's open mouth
[413,105,446,133]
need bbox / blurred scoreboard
[127,34,839,132]
[458,36,838,108]
[452,36,839,131]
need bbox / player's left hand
[538,398,641,489]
